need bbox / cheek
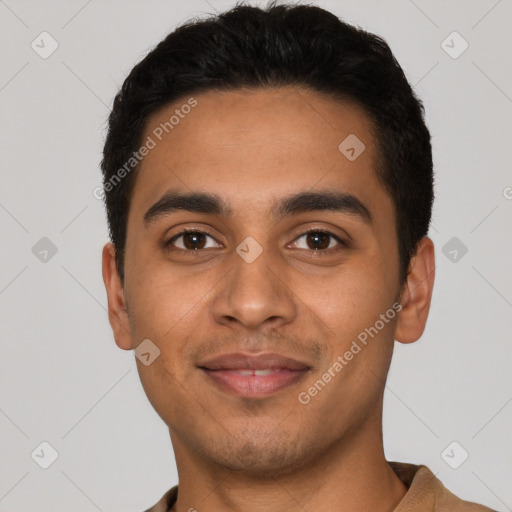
[301,259,395,340]
[296,277,397,429]
[124,257,207,342]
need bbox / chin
[201,433,318,479]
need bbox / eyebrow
[143,189,373,225]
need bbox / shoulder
[142,485,178,512]
[390,462,497,512]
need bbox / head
[102,1,435,477]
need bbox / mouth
[198,352,311,398]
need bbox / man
[100,2,495,511]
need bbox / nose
[211,244,297,332]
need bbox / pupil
[308,232,329,250]
[185,233,205,250]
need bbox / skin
[102,86,435,512]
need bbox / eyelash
[165,227,348,254]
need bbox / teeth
[253,369,275,376]
[230,369,278,376]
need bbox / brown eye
[292,230,346,251]
[306,232,330,250]
[167,230,219,251]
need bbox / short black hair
[101,0,434,285]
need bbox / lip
[198,352,311,398]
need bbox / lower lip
[201,368,308,398]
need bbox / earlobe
[394,237,435,344]
[101,242,134,351]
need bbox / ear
[101,242,134,350]
[395,236,435,344]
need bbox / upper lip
[198,352,310,371]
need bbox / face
[103,86,434,477]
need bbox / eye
[166,229,221,251]
[165,228,347,253]
[290,229,347,252]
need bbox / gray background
[1,0,511,510]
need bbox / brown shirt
[143,462,496,512]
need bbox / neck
[168,410,407,512]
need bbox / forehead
[128,86,391,225]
